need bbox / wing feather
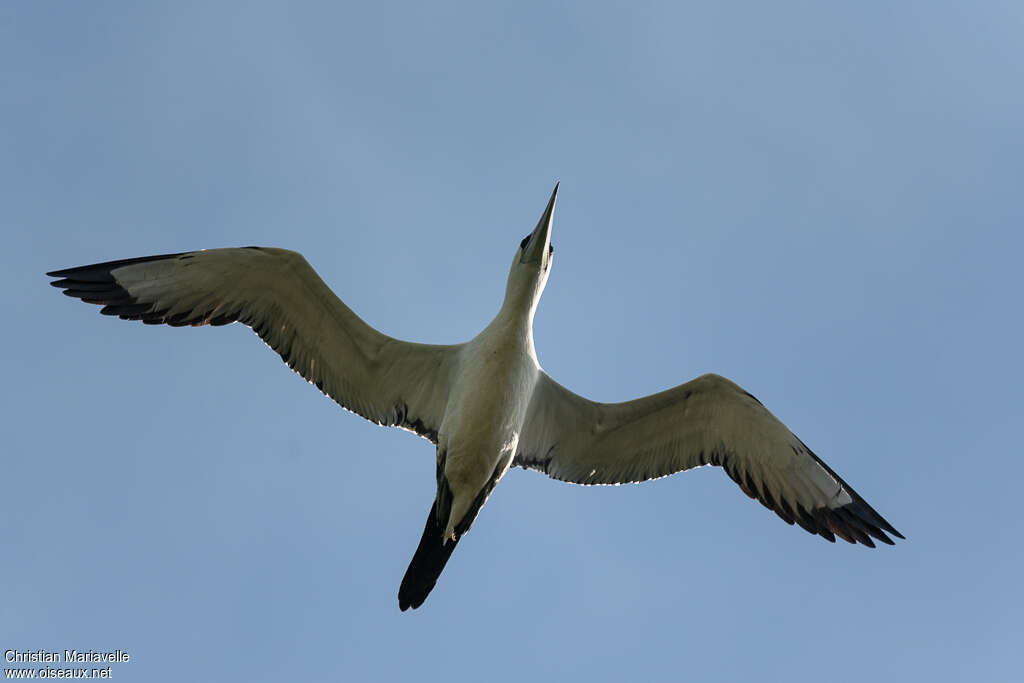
[514,372,902,546]
[49,247,459,442]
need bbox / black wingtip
[46,251,241,327]
[48,252,186,279]
[787,439,905,548]
[48,261,136,312]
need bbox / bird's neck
[486,288,538,359]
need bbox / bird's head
[504,183,558,313]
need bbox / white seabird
[48,184,902,610]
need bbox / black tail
[398,501,459,611]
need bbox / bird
[47,183,902,610]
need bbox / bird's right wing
[514,372,902,546]
[48,247,460,443]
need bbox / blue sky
[3,1,1022,681]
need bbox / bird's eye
[548,244,554,255]
[520,235,531,250]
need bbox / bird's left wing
[48,247,460,443]
[514,372,902,546]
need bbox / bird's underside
[47,186,902,610]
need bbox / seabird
[47,183,902,610]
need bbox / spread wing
[48,247,460,443]
[514,372,902,546]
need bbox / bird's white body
[440,317,538,540]
[48,183,901,611]
[435,230,553,541]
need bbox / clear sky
[3,1,1022,681]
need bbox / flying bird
[48,184,902,610]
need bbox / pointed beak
[521,182,558,264]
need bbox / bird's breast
[447,342,535,436]
[438,338,538,483]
